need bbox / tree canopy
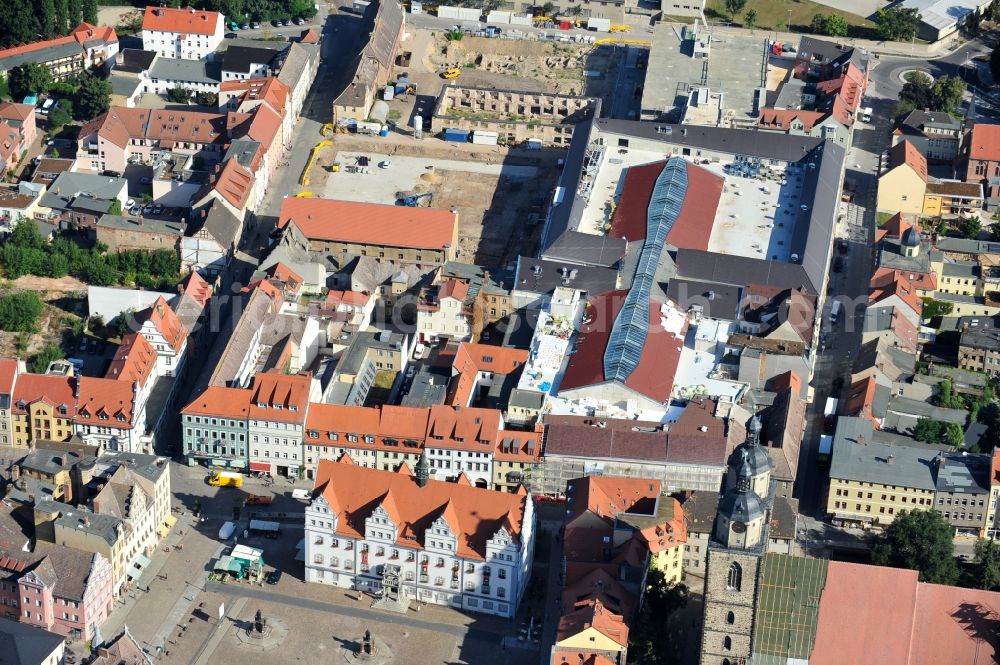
[0,219,181,290]
[896,73,965,117]
[724,0,746,20]
[628,571,688,665]
[8,64,53,101]
[974,538,1000,590]
[0,292,44,333]
[28,344,65,373]
[811,13,850,37]
[872,509,959,584]
[877,6,921,42]
[911,418,965,447]
[73,73,111,121]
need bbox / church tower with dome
[699,416,776,665]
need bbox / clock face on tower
[731,521,747,534]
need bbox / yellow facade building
[877,140,927,215]
[11,372,77,449]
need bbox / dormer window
[274,404,283,410]
[58,404,68,415]
[289,405,297,412]
[309,430,319,438]
[257,402,266,408]
[328,432,338,441]
[116,414,126,422]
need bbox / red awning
[249,462,271,472]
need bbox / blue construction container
[442,128,470,142]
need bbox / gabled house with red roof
[551,600,629,665]
[136,297,188,379]
[247,371,318,477]
[449,342,529,408]
[877,139,928,215]
[75,377,144,454]
[0,23,118,80]
[141,6,223,60]
[417,278,473,343]
[961,121,1000,200]
[181,385,253,468]
[304,456,535,618]
[757,107,849,147]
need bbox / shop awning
[133,553,152,569]
[165,515,178,528]
[211,459,227,467]
[229,460,246,469]
[127,563,143,579]
[249,462,271,472]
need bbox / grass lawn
[704,0,878,39]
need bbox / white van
[40,98,55,115]
[830,300,843,324]
[291,488,311,500]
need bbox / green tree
[921,297,954,319]
[54,0,69,35]
[40,0,57,38]
[990,0,1000,22]
[974,538,1000,590]
[744,8,757,28]
[628,570,688,665]
[68,0,82,26]
[724,0,747,21]
[824,14,850,36]
[933,378,966,409]
[82,0,97,23]
[872,509,959,584]
[911,418,965,447]
[116,309,134,337]
[108,200,122,216]
[0,292,44,332]
[931,75,966,114]
[2,0,42,48]
[48,100,72,130]
[10,218,45,250]
[73,72,111,121]
[954,215,982,239]
[28,343,65,373]
[877,6,922,41]
[967,8,982,34]
[167,86,192,104]
[8,64,53,101]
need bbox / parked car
[244,494,273,506]
[143,203,154,214]
[266,570,281,585]
[378,160,392,169]
[225,32,238,38]
[152,204,164,215]
[294,17,304,24]
[129,204,141,215]
[126,198,135,209]
[251,20,261,28]
[240,23,250,29]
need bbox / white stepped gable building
[304,455,535,618]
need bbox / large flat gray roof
[829,416,938,490]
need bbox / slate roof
[148,57,221,85]
[222,45,282,74]
[829,417,938,490]
[0,616,65,664]
[114,48,156,74]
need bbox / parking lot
[315,138,556,265]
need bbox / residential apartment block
[304,456,534,618]
[141,6,224,60]
[958,316,1000,376]
[0,23,118,80]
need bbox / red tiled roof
[813,560,1000,665]
[555,599,629,648]
[180,271,214,308]
[182,386,252,417]
[869,269,924,316]
[211,158,254,211]
[0,358,18,395]
[493,427,541,463]
[378,405,431,441]
[886,139,928,183]
[969,123,1000,161]
[0,102,33,123]
[12,373,75,416]
[426,404,501,451]
[0,23,116,61]
[324,290,371,309]
[76,377,135,428]
[560,291,687,403]
[142,6,221,35]
[758,108,827,133]
[609,160,723,251]
[313,458,528,559]
[248,371,311,424]
[142,297,188,352]
[278,198,457,252]
[305,403,381,445]
[105,332,156,385]
[450,342,528,406]
[438,279,469,302]
[231,77,290,116]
